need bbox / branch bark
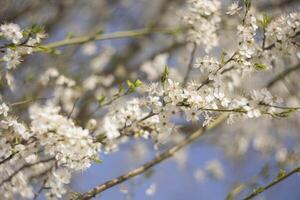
[243,166,300,200]
[75,57,300,200]
[183,42,197,86]
[38,26,187,50]
[76,114,228,200]
[267,62,300,88]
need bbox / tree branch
[38,26,187,51]
[76,59,300,200]
[243,166,300,200]
[182,42,197,86]
[267,62,300,88]
[76,114,228,200]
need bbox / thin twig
[37,26,187,51]
[76,114,228,200]
[0,157,54,187]
[267,63,300,88]
[68,98,80,119]
[243,166,300,200]
[182,42,197,86]
[76,57,300,199]
[9,97,51,107]
[197,52,236,91]
[264,30,300,50]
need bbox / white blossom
[3,49,21,69]
[226,2,241,15]
[0,103,9,117]
[0,23,23,44]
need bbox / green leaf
[134,79,142,87]
[97,95,106,105]
[275,109,296,118]
[126,80,134,93]
[126,79,143,93]
[23,24,44,37]
[36,45,51,52]
[36,45,61,55]
[245,0,251,10]
[30,24,44,34]
[160,65,169,83]
[118,84,124,95]
[258,15,272,29]
[127,80,134,88]
[277,169,286,179]
[93,158,103,164]
[254,63,267,71]
[14,137,20,145]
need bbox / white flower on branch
[182,0,221,52]
[226,2,241,16]
[0,23,23,44]
[0,103,9,117]
[3,49,21,70]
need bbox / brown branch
[38,26,187,51]
[243,166,300,200]
[267,62,300,88]
[183,42,197,86]
[75,52,300,200]
[76,114,228,200]
[264,31,300,50]
[0,157,54,187]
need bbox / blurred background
[1,0,300,199]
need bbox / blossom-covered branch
[243,165,300,200]
[76,114,228,200]
[0,0,300,199]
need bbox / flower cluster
[226,1,241,16]
[29,103,101,170]
[0,103,37,199]
[237,13,258,60]
[1,23,46,70]
[265,12,300,52]
[0,24,23,44]
[98,75,281,148]
[0,101,101,199]
[0,2,299,199]
[194,55,220,73]
[182,0,221,52]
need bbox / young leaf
[244,0,251,10]
[258,15,272,29]
[93,158,103,164]
[277,169,286,179]
[126,79,143,93]
[160,65,169,83]
[254,63,267,71]
[134,79,142,87]
[118,84,124,95]
[97,95,106,105]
